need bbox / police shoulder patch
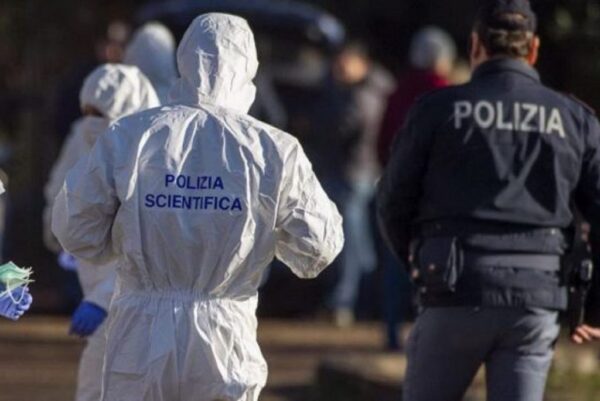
[567,93,597,115]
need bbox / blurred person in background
[248,38,288,130]
[124,22,178,104]
[378,0,600,399]
[376,26,456,351]
[53,20,131,146]
[49,20,131,312]
[44,64,159,401]
[52,14,343,401]
[449,59,472,85]
[378,26,456,165]
[311,40,394,326]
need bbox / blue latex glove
[70,301,107,337]
[58,251,78,271]
[0,286,32,321]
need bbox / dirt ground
[0,317,385,401]
[5,317,597,401]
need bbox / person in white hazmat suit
[52,13,344,401]
[44,64,159,401]
[44,64,160,253]
[123,22,178,104]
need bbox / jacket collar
[472,58,540,83]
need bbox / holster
[567,259,594,334]
[412,237,463,294]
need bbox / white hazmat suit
[53,13,344,401]
[44,64,159,401]
[123,22,178,104]
[45,64,160,252]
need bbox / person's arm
[70,261,116,337]
[573,114,600,343]
[274,140,344,279]
[43,127,84,254]
[52,126,119,265]
[376,99,434,265]
[84,262,117,310]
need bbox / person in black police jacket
[377,1,600,400]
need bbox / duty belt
[419,220,563,237]
[463,252,561,271]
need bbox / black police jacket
[377,58,600,309]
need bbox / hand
[570,325,600,344]
[58,251,78,271]
[70,302,107,337]
[0,286,32,321]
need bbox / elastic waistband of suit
[115,289,252,303]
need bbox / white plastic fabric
[79,64,160,121]
[75,322,108,401]
[124,22,178,104]
[44,64,159,254]
[44,117,109,254]
[53,13,343,401]
[44,64,158,401]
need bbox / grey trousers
[403,307,560,401]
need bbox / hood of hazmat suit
[79,63,160,121]
[52,13,343,401]
[124,22,178,104]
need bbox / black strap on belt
[419,220,563,238]
[463,252,561,271]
